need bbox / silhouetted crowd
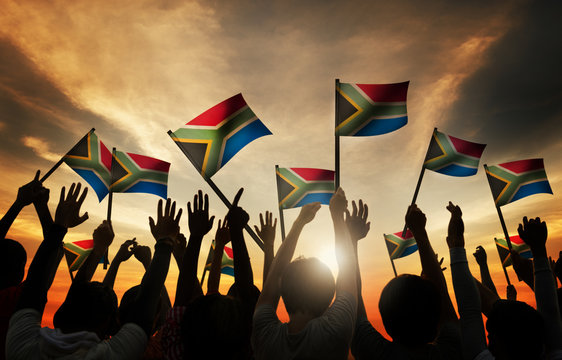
[1,172,561,359]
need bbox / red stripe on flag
[291,168,335,182]
[72,239,94,250]
[356,81,409,103]
[127,153,170,172]
[507,235,525,246]
[500,158,545,174]
[448,135,486,158]
[186,93,248,127]
[224,246,233,259]
[393,230,414,239]
[100,141,113,171]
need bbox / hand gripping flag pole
[40,128,96,183]
[167,130,264,250]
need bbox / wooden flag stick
[200,268,208,286]
[275,165,287,242]
[167,130,264,251]
[335,78,341,189]
[40,128,95,183]
[401,128,436,237]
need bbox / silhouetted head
[54,281,118,339]
[281,257,335,317]
[558,288,562,319]
[0,239,26,289]
[379,274,441,347]
[119,284,166,335]
[181,294,250,360]
[486,300,545,360]
[227,282,261,301]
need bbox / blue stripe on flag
[222,120,272,166]
[354,116,407,136]
[398,243,418,259]
[294,192,333,207]
[221,266,234,276]
[435,164,478,177]
[511,180,553,203]
[125,182,167,199]
[72,168,109,201]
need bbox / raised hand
[329,187,347,219]
[15,170,43,207]
[473,246,487,266]
[173,232,187,264]
[254,211,276,247]
[345,200,370,242]
[226,188,249,232]
[54,183,89,228]
[133,245,152,269]
[446,201,464,249]
[517,216,548,258]
[297,202,321,225]
[215,218,231,246]
[93,220,114,251]
[149,198,182,245]
[506,284,517,301]
[187,190,214,238]
[405,204,426,234]
[114,238,137,263]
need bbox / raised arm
[174,190,213,307]
[518,216,562,353]
[473,246,499,296]
[256,202,320,309]
[102,238,137,289]
[446,202,487,359]
[511,250,535,291]
[16,183,88,315]
[74,220,113,283]
[207,217,229,294]
[254,211,277,284]
[346,200,370,320]
[406,204,457,322]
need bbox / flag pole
[335,78,341,189]
[103,147,117,270]
[200,268,208,286]
[401,127,436,237]
[40,128,95,183]
[275,165,287,241]
[483,165,513,251]
[167,130,264,250]
[384,234,398,277]
[495,237,512,285]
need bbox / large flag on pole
[204,240,234,276]
[170,93,272,178]
[495,235,533,267]
[63,131,112,201]
[384,230,418,260]
[276,167,335,209]
[485,158,553,207]
[335,81,409,136]
[423,130,486,177]
[110,151,170,199]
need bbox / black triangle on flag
[178,141,210,173]
[424,135,445,162]
[64,248,78,271]
[111,155,130,185]
[495,242,512,267]
[336,90,360,126]
[276,173,296,206]
[486,172,509,202]
[66,135,90,158]
[385,238,398,258]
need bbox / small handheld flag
[424,130,486,177]
[276,167,335,209]
[485,158,552,207]
[204,240,234,277]
[384,230,418,260]
[170,93,272,178]
[110,151,170,199]
[336,81,409,137]
[495,235,532,268]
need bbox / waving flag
[63,131,112,201]
[423,130,486,177]
[485,158,552,207]
[110,151,170,199]
[384,230,418,260]
[63,240,106,272]
[204,240,234,277]
[170,94,272,178]
[335,81,409,136]
[276,167,335,209]
[495,235,533,267]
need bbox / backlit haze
[1,0,561,337]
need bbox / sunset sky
[1,0,561,338]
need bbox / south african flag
[204,240,234,277]
[485,158,553,207]
[335,81,409,136]
[170,93,272,178]
[63,240,106,272]
[384,230,417,260]
[276,167,335,209]
[110,151,170,199]
[495,235,533,267]
[63,130,112,201]
[423,130,486,177]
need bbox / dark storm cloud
[445,1,562,161]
